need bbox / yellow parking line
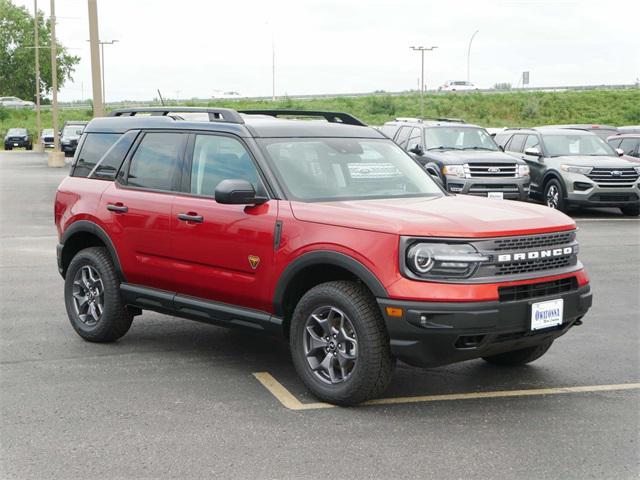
[252,372,640,411]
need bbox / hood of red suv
[290,195,575,238]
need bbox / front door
[170,133,278,312]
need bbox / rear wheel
[544,179,567,212]
[290,281,395,406]
[64,247,133,342]
[620,205,640,216]
[482,339,553,366]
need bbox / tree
[0,0,79,101]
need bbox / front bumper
[377,284,592,368]
[444,175,530,200]
[563,172,640,207]
[61,142,78,153]
[4,139,30,148]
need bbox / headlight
[442,165,465,177]
[406,242,489,279]
[561,165,593,175]
[517,165,530,177]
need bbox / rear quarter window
[72,133,121,178]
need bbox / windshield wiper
[427,146,462,151]
[461,146,496,151]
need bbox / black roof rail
[429,117,466,123]
[108,107,245,124]
[239,109,367,127]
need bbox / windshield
[259,138,443,202]
[7,128,27,136]
[542,133,617,157]
[63,126,83,137]
[425,127,498,151]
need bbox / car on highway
[495,128,640,215]
[0,96,35,109]
[541,124,619,140]
[381,118,530,200]
[60,122,88,156]
[607,134,640,160]
[55,107,592,405]
[3,128,33,150]
[41,128,55,148]
[439,80,479,92]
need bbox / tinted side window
[619,138,639,157]
[395,127,411,148]
[407,127,423,151]
[89,130,138,180]
[506,134,527,153]
[607,138,623,149]
[524,134,540,151]
[127,132,186,191]
[72,133,121,178]
[190,135,259,196]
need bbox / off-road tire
[620,205,640,216]
[290,281,395,406]
[482,339,553,366]
[64,247,133,342]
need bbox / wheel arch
[60,220,125,280]
[542,171,567,198]
[273,251,388,334]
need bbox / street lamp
[99,40,118,104]
[467,30,479,83]
[410,45,438,118]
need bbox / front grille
[496,256,574,276]
[466,163,517,178]
[587,167,638,185]
[590,193,639,202]
[498,277,578,302]
[468,184,520,193]
[491,231,575,251]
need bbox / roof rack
[430,117,466,123]
[108,107,245,124]
[239,110,367,127]
[392,117,466,124]
[393,117,422,123]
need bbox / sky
[12,0,640,102]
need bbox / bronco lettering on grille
[497,246,574,262]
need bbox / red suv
[55,108,593,405]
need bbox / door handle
[107,203,128,213]
[177,213,204,223]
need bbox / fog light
[573,181,592,192]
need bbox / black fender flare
[272,250,388,316]
[60,220,125,280]
[542,171,567,198]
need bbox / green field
[1,88,639,137]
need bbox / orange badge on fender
[248,255,260,270]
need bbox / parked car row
[380,118,639,216]
[3,121,87,155]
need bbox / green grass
[2,89,639,137]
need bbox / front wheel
[64,247,133,342]
[482,339,553,366]
[544,179,567,212]
[290,281,395,406]
[620,205,640,217]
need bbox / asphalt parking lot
[1,152,638,479]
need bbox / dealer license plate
[13,143,19,146]
[531,299,563,331]
[487,192,504,200]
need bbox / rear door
[100,131,187,291]
[170,132,278,312]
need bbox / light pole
[34,0,42,150]
[467,30,479,83]
[410,46,438,118]
[99,40,118,104]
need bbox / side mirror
[409,144,424,156]
[616,148,624,157]
[524,147,541,157]
[425,167,444,187]
[215,179,267,205]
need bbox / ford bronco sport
[55,108,593,405]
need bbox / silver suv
[495,128,640,216]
